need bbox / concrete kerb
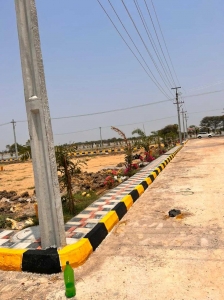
[0,145,184,274]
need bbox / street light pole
[11,119,18,159]
[14,0,66,249]
[185,113,188,139]
[222,109,224,134]
[171,87,183,144]
[181,108,187,140]
[142,123,146,134]
[99,127,103,147]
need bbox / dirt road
[0,154,125,194]
[1,137,224,300]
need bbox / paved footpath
[1,138,224,300]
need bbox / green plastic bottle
[64,261,76,298]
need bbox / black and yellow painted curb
[0,146,183,274]
[0,158,20,163]
[72,147,141,157]
[0,147,134,163]
[73,148,125,156]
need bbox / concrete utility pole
[14,0,66,248]
[11,119,18,159]
[222,109,224,133]
[142,123,146,134]
[181,108,187,140]
[171,87,183,144]
[184,113,188,139]
[99,127,103,147]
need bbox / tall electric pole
[171,87,183,144]
[11,119,18,159]
[143,123,146,134]
[185,113,188,139]
[181,108,187,140]
[222,109,224,133]
[99,127,103,147]
[15,0,66,248]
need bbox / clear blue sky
[0,0,223,149]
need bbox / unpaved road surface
[1,138,224,300]
[0,154,125,194]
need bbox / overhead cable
[55,115,177,135]
[0,122,11,127]
[8,89,224,124]
[134,0,174,87]
[54,107,223,136]
[151,0,182,87]
[97,0,172,99]
[143,0,176,86]
[121,0,173,96]
[52,98,172,120]
[106,0,171,99]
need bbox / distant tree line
[200,115,224,131]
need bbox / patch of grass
[62,205,74,223]
[74,191,98,214]
[62,191,99,223]
[0,215,12,229]
[31,216,39,226]
[74,191,98,202]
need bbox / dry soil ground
[1,137,224,300]
[0,154,125,195]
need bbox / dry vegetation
[0,153,126,194]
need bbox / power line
[143,0,176,86]
[51,89,224,120]
[0,122,11,127]
[187,79,224,93]
[105,0,171,99]
[5,89,224,124]
[151,0,182,87]
[181,89,224,99]
[51,98,173,120]
[121,0,173,96]
[55,127,100,136]
[55,115,177,136]
[54,107,224,136]
[188,108,223,115]
[106,0,172,99]
[97,0,172,99]
[134,0,174,87]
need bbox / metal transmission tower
[14,0,66,248]
[184,113,189,139]
[11,119,18,159]
[171,87,183,144]
[180,108,187,140]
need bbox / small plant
[55,144,86,214]
[62,191,99,222]
[144,152,155,162]
[0,215,12,229]
[132,128,152,152]
[111,126,134,173]
[104,175,115,188]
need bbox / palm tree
[132,128,152,152]
[111,126,134,171]
[55,144,86,214]
[19,145,31,161]
[150,130,162,151]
